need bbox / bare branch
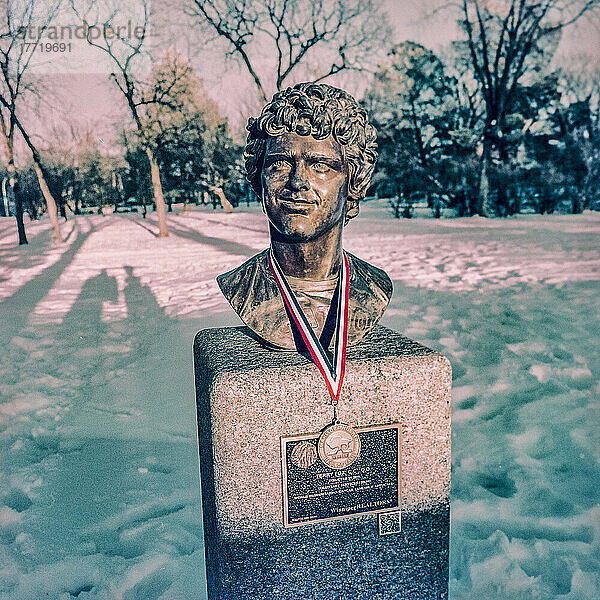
[189,0,268,101]
[187,0,389,98]
[546,0,600,31]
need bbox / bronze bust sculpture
[218,83,392,351]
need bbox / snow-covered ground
[0,203,598,599]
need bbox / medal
[317,422,361,470]
[268,249,360,469]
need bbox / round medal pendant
[318,422,361,469]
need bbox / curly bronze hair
[244,83,377,221]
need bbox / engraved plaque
[281,424,400,527]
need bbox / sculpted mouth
[280,195,315,202]
[279,197,316,210]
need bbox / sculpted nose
[289,164,310,192]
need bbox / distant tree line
[365,0,600,218]
[365,41,600,218]
[1,47,250,228]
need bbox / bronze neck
[269,224,343,281]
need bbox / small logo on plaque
[290,441,317,468]
[318,422,361,469]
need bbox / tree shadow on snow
[3,264,205,598]
[0,221,105,346]
[165,219,257,258]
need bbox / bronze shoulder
[216,250,393,350]
[217,250,275,317]
[345,252,393,346]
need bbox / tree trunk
[478,144,491,217]
[461,173,470,217]
[33,161,62,243]
[497,134,509,216]
[10,177,28,245]
[1,179,9,216]
[511,188,521,215]
[14,197,27,243]
[497,185,507,216]
[2,128,27,244]
[392,187,401,219]
[212,187,233,213]
[6,168,28,244]
[145,148,168,237]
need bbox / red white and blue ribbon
[268,249,350,404]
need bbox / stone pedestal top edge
[194,325,445,376]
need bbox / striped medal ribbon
[268,249,361,469]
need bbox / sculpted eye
[268,159,291,171]
[311,162,332,173]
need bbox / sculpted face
[261,132,348,242]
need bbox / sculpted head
[244,83,378,236]
[217,83,391,351]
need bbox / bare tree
[71,0,174,236]
[138,49,238,212]
[187,0,390,103]
[460,0,600,215]
[0,0,63,244]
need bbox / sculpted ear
[345,198,359,223]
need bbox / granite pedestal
[194,325,451,600]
